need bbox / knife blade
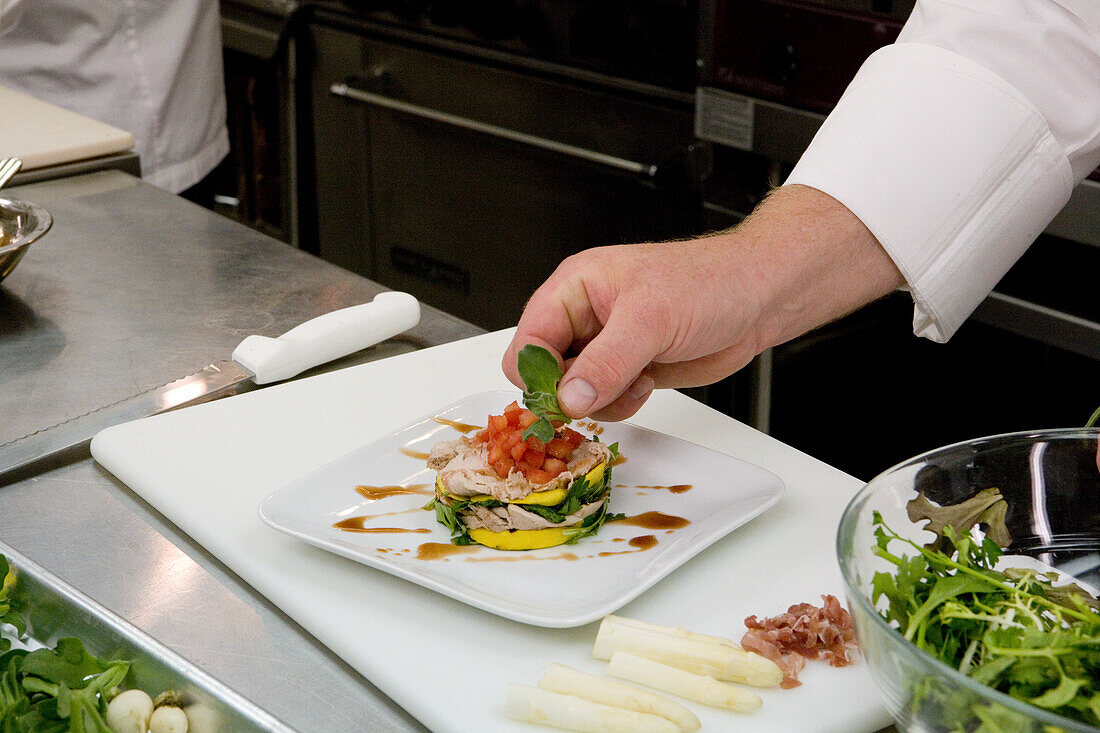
[0,291,420,483]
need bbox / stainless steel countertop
[0,171,483,731]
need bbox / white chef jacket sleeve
[785,0,1100,342]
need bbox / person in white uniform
[0,1,229,197]
[503,0,1100,422]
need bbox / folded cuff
[786,43,1073,341]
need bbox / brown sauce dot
[635,484,693,494]
[355,484,431,501]
[597,535,658,557]
[416,542,480,561]
[432,417,481,434]
[611,454,627,466]
[398,447,430,461]
[612,511,690,530]
[333,517,431,533]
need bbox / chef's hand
[503,185,905,421]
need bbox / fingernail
[558,378,597,414]
[628,375,654,400]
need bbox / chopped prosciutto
[741,594,859,689]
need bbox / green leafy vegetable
[517,345,571,442]
[906,488,1011,553]
[561,503,626,545]
[0,557,134,733]
[425,496,477,545]
[0,558,27,651]
[871,512,1100,727]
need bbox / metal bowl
[837,428,1100,732]
[0,195,52,283]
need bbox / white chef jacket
[786,0,1100,342]
[0,1,228,194]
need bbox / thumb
[556,310,665,417]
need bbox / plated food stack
[428,400,617,550]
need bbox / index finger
[502,271,602,388]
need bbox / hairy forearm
[713,184,905,352]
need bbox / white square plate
[259,390,784,627]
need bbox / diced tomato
[502,430,523,450]
[519,447,545,468]
[478,403,596,482]
[503,401,523,426]
[545,438,573,460]
[490,456,516,478]
[526,468,555,485]
[543,457,567,476]
[488,414,509,435]
[560,428,585,448]
[487,443,508,465]
[510,441,527,462]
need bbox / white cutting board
[0,86,133,170]
[92,329,893,733]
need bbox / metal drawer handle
[330,80,657,178]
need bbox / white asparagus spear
[537,663,701,732]
[592,615,782,687]
[607,652,763,713]
[600,614,738,647]
[506,684,680,733]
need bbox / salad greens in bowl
[837,428,1100,732]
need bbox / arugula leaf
[517,504,567,524]
[20,639,118,691]
[426,496,475,545]
[517,345,571,442]
[906,488,1011,552]
[561,503,625,545]
[0,559,140,733]
[871,514,1100,727]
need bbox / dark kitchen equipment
[302,2,706,331]
[219,0,304,245]
[696,0,1100,479]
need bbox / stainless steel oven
[304,3,704,331]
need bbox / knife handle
[231,292,421,384]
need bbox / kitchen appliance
[303,2,706,331]
[696,0,1100,479]
[0,292,420,483]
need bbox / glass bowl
[0,196,52,283]
[837,428,1100,732]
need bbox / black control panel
[701,0,914,113]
